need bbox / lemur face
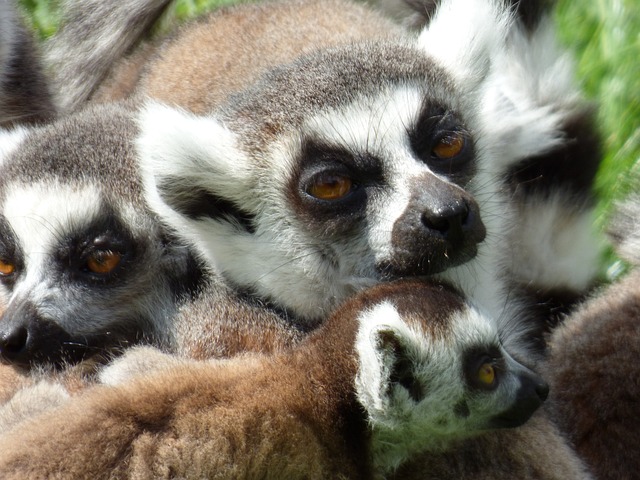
[351,280,548,469]
[0,105,200,368]
[139,42,497,326]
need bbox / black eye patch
[289,139,384,236]
[408,102,475,186]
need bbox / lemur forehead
[0,104,142,201]
[1,183,105,257]
[356,281,467,339]
[224,41,457,149]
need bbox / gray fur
[545,195,640,480]
[45,0,174,114]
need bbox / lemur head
[138,0,532,326]
[348,280,548,472]
[0,103,201,369]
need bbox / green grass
[555,0,640,222]
[18,0,640,267]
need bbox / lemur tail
[45,0,175,114]
[0,1,56,126]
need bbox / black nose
[0,302,79,368]
[0,325,29,362]
[490,373,549,429]
[421,198,474,245]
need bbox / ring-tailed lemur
[0,102,203,369]
[544,194,640,480]
[133,0,601,364]
[0,0,55,127]
[42,0,603,362]
[0,279,558,479]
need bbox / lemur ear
[416,0,511,90]
[136,102,254,233]
[355,303,422,425]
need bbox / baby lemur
[0,279,562,479]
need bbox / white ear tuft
[417,0,512,89]
[136,101,252,200]
[355,302,416,425]
[136,101,254,238]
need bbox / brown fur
[0,279,587,478]
[545,268,640,480]
[172,272,306,360]
[94,0,403,112]
[0,281,434,479]
[389,411,592,479]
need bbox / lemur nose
[421,200,471,243]
[0,325,29,362]
[535,380,550,402]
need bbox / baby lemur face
[350,280,548,469]
[0,104,200,368]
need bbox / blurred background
[17,0,640,274]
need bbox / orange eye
[307,174,353,201]
[432,132,465,159]
[86,250,122,274]
[0,259,15,275]
[477,362,496,386]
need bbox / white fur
[0,126,29,164]
[507,196,602,290]
[137,102,256,270]
[417,0,512,90]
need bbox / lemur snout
[0,302,79,367]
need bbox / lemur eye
[307,173,353,201]
[432,132,465,160]
[86,250,122,274]
[0,258,15,275]
[477,362,496,387]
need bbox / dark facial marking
[158,178,256,233]
[289,139,384,236]
[454,399,471,418]
[0,215,24,289]
[409,101,476,187]
[54,208,140,287]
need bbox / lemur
[0,0,55,127]
[0,102,205,370]
[544,194,640,480]
[0,279,563,479]
[43,0,603,362]
[134,0,601,364]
